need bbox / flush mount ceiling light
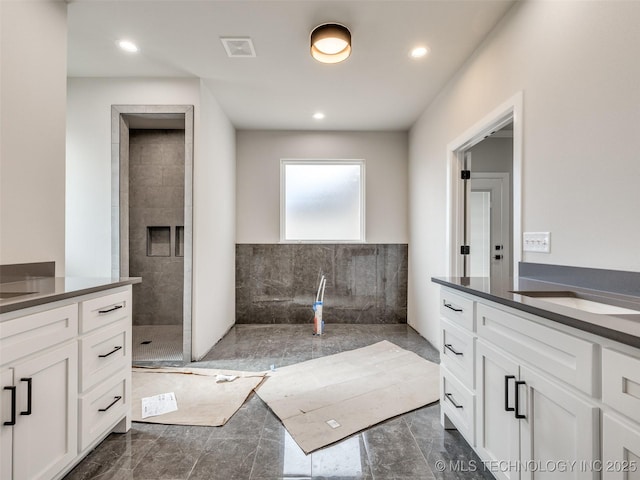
[310,23,351,64]
[118,40,138,53]
[312,112,325,120]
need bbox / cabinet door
[603,413,640,480]
[1,369,14,480]
[13,342,78,480]
[476,340,520,480]
[519,366,599,480]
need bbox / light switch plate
[523,232,551,253]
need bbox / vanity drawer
[440,288,475,331]
[79,319,130,392]
[602,348,640,424]
[80,289,130,334]
[441,318,475,389]
[79,373,128,451]
[477,302,597,395]
[441,366,475,443]
[0,304,77,365]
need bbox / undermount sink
[0,291,38,299]
[510,291,640,315]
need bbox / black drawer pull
[98,304,123,314]
[443,303,463,313]
[20,378,32,416]
[98,396,122,412]
[444,344,463,356]
[444,392,463,409]
[3,386,16,426]
[99,346,123,358]
[515,381,526,419]
[504,375,515,412]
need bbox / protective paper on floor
[132,367,266,426]
[256,340,440,453]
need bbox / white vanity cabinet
[0,285,133,480]
[439,288,477,445]
[439,286,605,479]
[475,301,600,480]
[77,288,132,452]
[601,348,640,479]
[0,304,79,480]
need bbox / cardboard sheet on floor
[132,367,266,426]
[255,340,440,453]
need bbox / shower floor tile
[133,325,183,363]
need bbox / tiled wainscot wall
[236,244,408,324]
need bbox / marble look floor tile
[362,418,435,480]
[190,437,259,480]
[63,439,155,480]
[311,435,372,479]
[65,325,480,480]
[130,434,203,479]
[251,414,312,479]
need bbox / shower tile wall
[129,129,184,325]
[236,244,408,324]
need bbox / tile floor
[64,324,494,480]
[133,325,183,363]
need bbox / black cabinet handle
[98,396,122,412]
[444,344,463,356]
[443,303,463,313]
[515,381,526,419]
[504,375,515,412]
[98,346,123,358]
[98,304,123,314]
[444,392,463,409]
[20,378,32,416]
[3,386,16,426]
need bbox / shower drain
[140,340,152,345]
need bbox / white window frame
[280,159,366,243]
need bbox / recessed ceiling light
[313,112,325,120]
[410,46,429,59]
[118,40,139,53]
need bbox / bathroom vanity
[433,266,640,480]
[0,276,140,480]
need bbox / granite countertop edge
[432,276,640,349]
[0,277,142,315]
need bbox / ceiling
[67,0,515,131]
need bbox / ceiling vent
[220,37,256,58]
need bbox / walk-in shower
[111,105,194,364]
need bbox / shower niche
[112,105,194,363]
[147,226,184,258]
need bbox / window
[281,160,365,242]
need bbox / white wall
[66,77,236,359]
[66,77,201,277]
[192,79,236,359]
[1,0,67,274]
[408,1,640,345]
[236,130,408,244]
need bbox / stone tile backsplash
[236,244,408,324]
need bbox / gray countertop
[432,276,640,349]
[0,277,142,314]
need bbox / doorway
[469,168,511,285]
[446,93,522,287]
[111,105,194,363]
